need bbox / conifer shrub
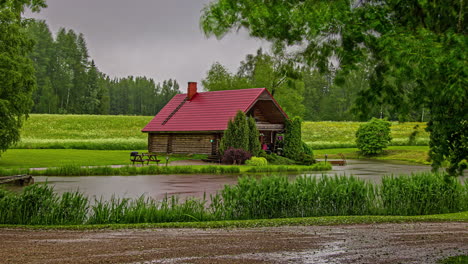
[245,156,268,166]
[297,153,315,165]
[263,153,296,165]
[355,118,392,155]
[247,116,261,156]
[222,147,252,164]
[220,111,250,155]
[283,117,302,160]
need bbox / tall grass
[0,163,331,177]
[0,172,466,225]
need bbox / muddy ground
[0,222,467,264]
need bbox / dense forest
[26,20,180,116]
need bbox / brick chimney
[187,82,197,100]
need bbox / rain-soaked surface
[7,159,468,201]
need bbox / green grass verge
[0,149,207,169]
[1,211,466,230]
[0,163,332,176]
[439,255,468,264]
[314,146,430,165]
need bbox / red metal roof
[142,88,285,132]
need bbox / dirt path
[1,222,467,264]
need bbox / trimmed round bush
[355,118,392,155]
[245,157,268,166]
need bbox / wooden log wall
[148,133,216,154]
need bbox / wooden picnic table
[130,152,161,165]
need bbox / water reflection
[6,160,468,200]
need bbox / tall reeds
[0,172,466,225]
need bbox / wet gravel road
[0,222,467,264]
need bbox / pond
[5,160,467,201]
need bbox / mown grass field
[0,149,206,169]
[16,114,429,150]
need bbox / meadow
[0,172,466,225]
[15,114,429,150]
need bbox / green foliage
[200,0,467,175]
[261,153,296,165]
[356,118,392,156]
[0,1,46,156]
[245,156,268,166]
[438,256,468,264]
[247,116,261,156]
[283,117,303,161]
[202,49,305,118]
[381,173,467,215]
[220,110,249,154]
[201,62,250,91]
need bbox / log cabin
[142,82,288,155]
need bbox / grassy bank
[2,212,466,230]
[0,163,332,176]
[14,114,429,150]
[0,172,466,226]
[315,146,430,165]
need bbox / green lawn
[0,149,206,169]
[314,146,430,165]
[0,146,430,169]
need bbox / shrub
[222,147,252,164]
[247,116,261,156]
[245,156,268,166]
[220,111,249,155]
[297,153,315,165]
[283,117,303,161]
[264,153,296,165]
[355,118,392,155]
[302,141,314,156]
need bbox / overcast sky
[26,0,269,91]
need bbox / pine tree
[247,116,261,156]
[283,117,303,161]
[220,111,250,154]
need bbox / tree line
[26,19,180,116]
[202,48,428,122]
